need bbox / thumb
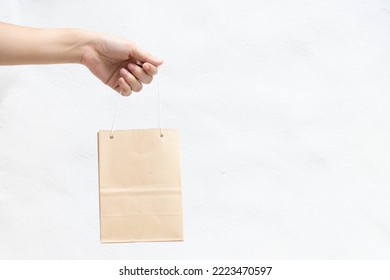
[129,45,163,67]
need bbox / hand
[81,31,163,96]
[0,23,162,95]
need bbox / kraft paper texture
[97,129,183,243]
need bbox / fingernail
[143,64,150,71]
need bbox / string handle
[156,68,163,137]
[110,92,122,139]
[109,67,163,139]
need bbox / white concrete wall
[1,0,390,259]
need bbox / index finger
[142,62,158,75]
[129,45,163,67]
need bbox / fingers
[142,62,158,75]
[118,46,162,96]
[129,44,164,67]
[118,77,131,96]
[120,68,142,95]
[128,63,153,84]
[118,61,160,96]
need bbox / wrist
[68,28,95,64]
[77,29,102,66]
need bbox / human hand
[80,31,163,96]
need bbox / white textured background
[1,0,390,259]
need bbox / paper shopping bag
[97,129,183,243]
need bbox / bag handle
[109,67,163,139]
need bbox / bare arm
[0,22,87,64]
[0,22,163,95]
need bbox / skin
[0,22,163,96]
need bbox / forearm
[0,22,162,95]
[0,22,91,65]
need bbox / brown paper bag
[97,129,183,243]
